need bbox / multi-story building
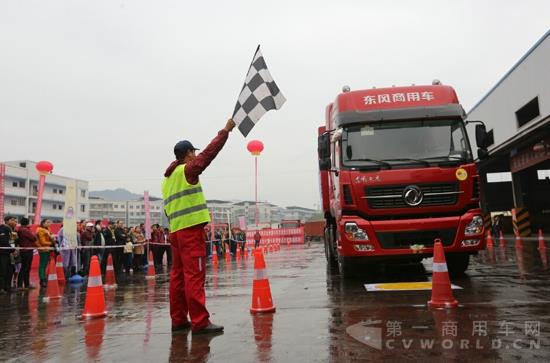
[467,30,550,232]
[283,206,319,222]
[89,197,165,227]
[231,201,275,228]
[0,160,89,222]
[207,199,235,226]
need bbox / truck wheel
[324,228,338,268]
[446,253,470,276]
[338,257,357,278]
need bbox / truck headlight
[464,216,483,236]
[344,222,369,240]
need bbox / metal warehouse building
[467,30,550,235]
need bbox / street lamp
[34,160,54,225]
[247,140,264,229]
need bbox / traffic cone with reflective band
[515,232,523,249]
[44,257,62,302]
[146,250,155,279]
[104,254,117,288]
[236,246,241,260]
[250,249,276,314]
[82,256,107,319]
[225,246,231,261]
[486,231,493,248]
[428,240,458,309]
[56,254,66,284]
[212,244,218,265]
[538,229,546,251]
[499,231,506,249]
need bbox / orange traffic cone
[146,251,155,279]
[538,229,546,251]
[236,247,241,260]
[212,244,218,265]
[82,256,107,319]
[514,232,523,249]
[104,254,117,288]
[250,249,276,314]
[499,231,506,249]
[44,256,62,302]
[56,254,66,284]
[486,231,493,248]
[225,245,231,261]
[428,240,458,309]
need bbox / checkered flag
[233,46,286,137]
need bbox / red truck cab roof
[328,85,465,129]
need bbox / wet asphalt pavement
[0,238,549,362]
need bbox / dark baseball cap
[174,140,199,159]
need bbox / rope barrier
[0,240,250,251]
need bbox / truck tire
[338,256,357,278]
[446,253,470,276]
[324,228,338,268]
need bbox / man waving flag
[232,46,286,137]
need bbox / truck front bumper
[337,209,485,257]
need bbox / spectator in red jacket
[80,222,94,276]
[151,224,164,270]
[16,217,37,289]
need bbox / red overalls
[169,224,210,331]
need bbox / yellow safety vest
[162,164,210,232]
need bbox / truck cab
[318,83,489,276]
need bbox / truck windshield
[342,119,472,168]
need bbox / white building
[207,199,235,226]
[467,30,550,233]
[0,160,89,222]
[283,206,318,222]
[89,197,165,227]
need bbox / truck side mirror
[475,124,487,148]
[477,148,489,160]
[318,133,331,171]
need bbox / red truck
[304,220,325,241]
[318,82,491,277]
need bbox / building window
[53,188,57,194]
[10,199,17,206]
[19,181,25,188]
[58,189,63,194]
[130,205,134,209]
[516,97,540,128]
[12,181,17,187]
[19,162,26,168]
[80,205,86,212]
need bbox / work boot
[192,323,224,335]
[171,321,192,333]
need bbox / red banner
[245,227,304,246]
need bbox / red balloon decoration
[247,140,264,156]
[36,160,54,174]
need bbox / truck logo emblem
[403,185,423,206]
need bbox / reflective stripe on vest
[162,164,210,232]
[163,186,203,206]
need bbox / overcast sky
[1,1,549,209]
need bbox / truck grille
[376,229,456,249]
[365,183,459,209]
